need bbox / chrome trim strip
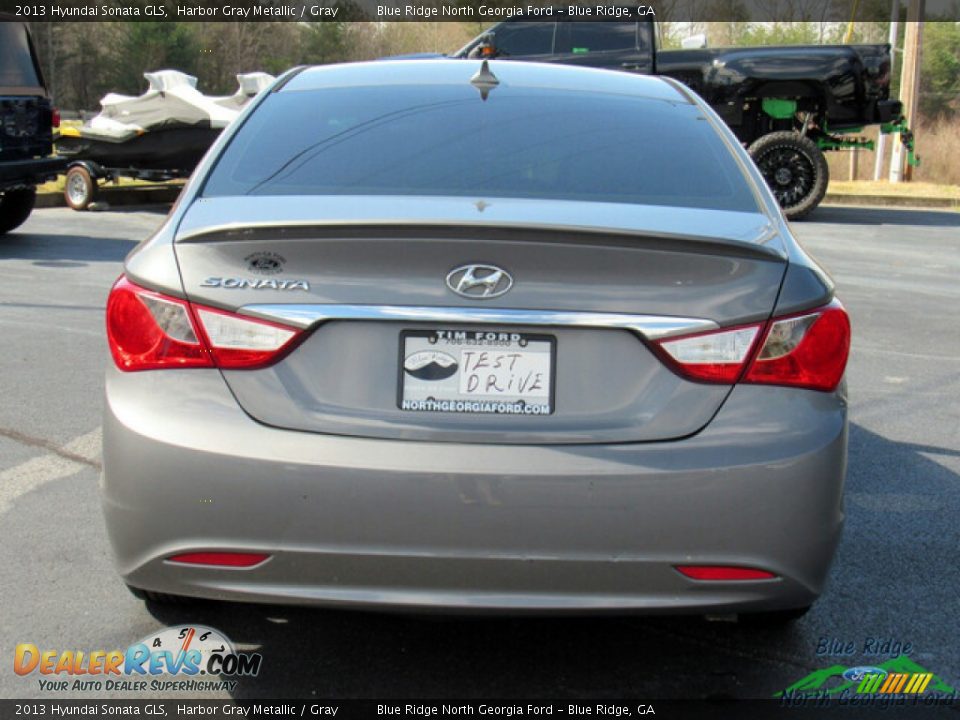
[240,304,718,340]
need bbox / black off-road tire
[0,188,38,235]
[64,165,98,211]
[749,132,829,221]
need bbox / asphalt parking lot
[1,205,958,700]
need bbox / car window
[0,23,42,88]
[569,22,638,53]
[203,84,759,213]
[492,22,555,56]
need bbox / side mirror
[468,32,500,59]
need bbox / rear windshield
[203,84,759,213]
[0,23,42,88]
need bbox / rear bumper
[102,368,847,613]
[0,156,65,190]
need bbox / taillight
[655,324,761,383]
[675,565,778,581]
[743,300,850,392]
[654,300,850,392]
[167,552,270,568]
[194,306,298,369]
[106,276,301,372]
[51,108,61,129]
[106,277,211,371]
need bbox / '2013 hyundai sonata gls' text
[101,60,850,622]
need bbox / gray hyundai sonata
[102,60,850,621]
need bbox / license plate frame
[397,329,556,415]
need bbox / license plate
[399,329,555,415]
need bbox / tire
[748,131,829,220]
[0,188,37,235]
[64,165,98,211]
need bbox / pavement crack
[0,426,102,470]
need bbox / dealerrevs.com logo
[14,626,262,693]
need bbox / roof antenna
[470,60,499,101]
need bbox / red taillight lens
[51,108,61,128]
[168,552,269,568]
[654,300,849,392]
[193,306,299,369]
[675,565,778,581]
[744,300,850,392]
[106,276,301,372]
[655,323,762,383]
[106,277,212,371]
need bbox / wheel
[0,188,37,235]
[748,132,829,221]
[741,604,812,626]
[64,165,98,211]
[125,583,197,605]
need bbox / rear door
[553,22,653,74]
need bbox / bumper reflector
[675,565,777,581]
[168,552,269,568]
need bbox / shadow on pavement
[140,422,958,699]
[0,230,138,264]
[806,206,960,227]
[86,205,172,216]
[833,422,960,598]
[145,603,801,699]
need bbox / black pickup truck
[0,17,65,236]
[455,19,910,219]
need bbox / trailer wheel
[749,132,829,220]
[0,188,37,236]
[64,165,98,211]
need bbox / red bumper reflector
[168,552,269,568]
[675,565,777,581]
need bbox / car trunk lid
[173,196,785,445]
